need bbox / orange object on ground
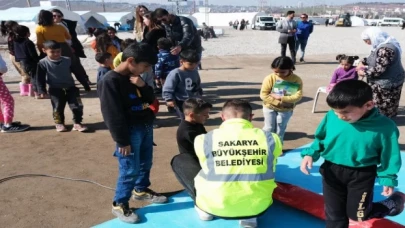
[273,182,405,228]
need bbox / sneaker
[239,218,258,228]
[0,121,21,129]
[72,124,88,132]
[1,123,30,133]
[195,206,213,221]
[167,106,176,113]
[300,58,305,62]
[132,188,168,204]
[379,192,405,216]
[55,124,68,132]
[154,88,162,94]
[112,202,139,224]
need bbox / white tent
[192,12,262,27]
[0,6,87,34]
[98,12,134,27]
[351,16,367,27]
[75,11,108,29]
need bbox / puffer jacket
[164,16,202,53]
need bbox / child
[107,27,123,52]
[13,25,40,97]
[260,56,303,143]
[0,54,30,133]
[0,21,30,91]
[95,52,112,83]
[155,37,180,93]
[163,49,203,119]
[36,40,90,132]
[95,33,119,69]
[301,80,405,227]
[327,55,359,93]
[171,98,212,200]
[113,38,136,68]
[98,43,167,224]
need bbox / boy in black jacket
[98,43,167,224]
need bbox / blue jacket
[155,50,180,79]
[296,21,313,40]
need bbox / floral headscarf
[361,27,402,54]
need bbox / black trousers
[281,36,296,62]
[320,161,389,228]
[171,153,202,201]
[49,87,84,124]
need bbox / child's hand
[39,94,49,99]
[358,70,365,77]
[271,93,282,100]
[382,186,394,197]
[300,156,313,175]
[167,101,176,108]
[118,145,131,156]
[130,76,146,87]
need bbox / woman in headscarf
[358,27,405,118]
[133,5,149,42]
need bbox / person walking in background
[325,18,329,27]
[0,21,30,90]
[240,19,246,31]
[295,13,313,63]
[277,11,297,63]
[357,27,405,118]
[134,5,148,42]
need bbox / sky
[133,0,405,7]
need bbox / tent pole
[26,0,31,7]
[102,0,106,12]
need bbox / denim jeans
[295,38,308,59]
[113,123,154,203]
[175,100,185,119]
[262,107,293,143]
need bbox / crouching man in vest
[194,99,283,228]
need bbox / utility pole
[205,0,209,26]
[101,0,106,12]
[65,0,71,11]
[176,1,180,14]
[26,0,31,7]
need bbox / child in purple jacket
[327,55,359,93]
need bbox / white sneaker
[194,206,214,221]
[239,218,258,228]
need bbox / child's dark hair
[95,52,112,64]
[107,26,117,33]
[88,28,106,37]
[183,98,213,115]
[121,38,136,51]
[271,56,295,71]
[340,55,359,65]
[1,20,18,37]
[179,49,200,63]
[336,54,359,63]
[326,80,373,109]
[14,25,30,38]
[96,33,112,53]
[122,43,158,65]
[43,40,61,50]
[157,38,172,51]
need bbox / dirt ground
[1,54,405,228]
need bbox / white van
[378,17,404,26]
[252,16,276,30]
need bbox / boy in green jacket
[300,80,404,228]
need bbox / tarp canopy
[192,12,265,27]
[98,12,134,26]
[75,11,107,30]
[350,16,367,27]
[0,6,86,34]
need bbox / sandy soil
[1,27,405,228]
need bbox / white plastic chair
[312,86,327,113]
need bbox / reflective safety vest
[194,118,282,218]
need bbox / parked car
[252,16,276,30]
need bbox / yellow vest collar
[220,118,253,129]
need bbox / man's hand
[130,76,146,87]
[271,93,282,100]
[167,100,176,108]
[300,156,313,175]
[171,45,182,55]
[118,145,131,156]
[382,186,394,197]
